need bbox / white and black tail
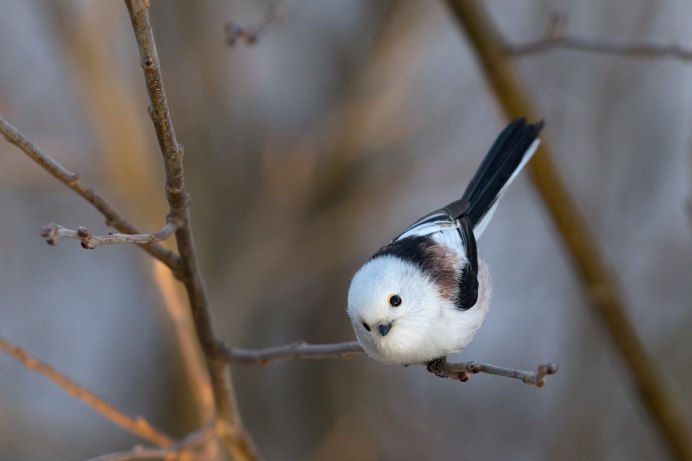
[392,118,543,244]
[459,118,543,236]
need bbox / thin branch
[40,220,179,249]
[85,451,176,461]
[224,0,295,46]
[0,116,180,273]
[221,340,557,386]
[221,341,364,366]
[86,448,196,461]
[508,36,692,61]
[123,1,260,460]
[444,1,692,459]
[426,358,558,387]
[506,12,692,61]
[508,18,692,62]
[85,421,214,461]
[0,336,174,447]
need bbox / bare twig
[124,1,260,459]
[444,1,692,458]
[222,340,557,386]
[85,421,214,461]
[507,14,692,61]
[0,336,174,447]
[85,452,178,461]
[86,448,198,461]
[40,220,179,249]
[221,341,364,366]
[509,36,692,61]
[0,116,180,272]
[224,0,295,46]
[426,358,558,387]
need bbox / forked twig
[224,0,295,46]
[0,116,180,272]
[507,13,692,61]
[124,1,261,459]
[40,220,180,249]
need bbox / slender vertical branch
[151,259,218,460]
[0,116,180,272]
[123,1,260,460]
[444,1,692,459]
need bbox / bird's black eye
[389,294,402,307]
[362,322,371,332]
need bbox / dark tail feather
[461,118,544,227]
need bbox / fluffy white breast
[347,255,492,365]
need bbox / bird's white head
[347,255,456,365]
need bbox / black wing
[455,215,478,309]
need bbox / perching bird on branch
[347,118,544,365]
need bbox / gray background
[0,1,690,460]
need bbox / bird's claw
[426,357,449,378]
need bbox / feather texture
[347,118,544,364]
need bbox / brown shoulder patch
[421,244,461,300]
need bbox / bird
[347,118,544,365]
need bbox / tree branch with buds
[426,357,558,387]
[40,220,180,249]
[224,0,295,46]
[0,116,180,272]
[124,1,260,459]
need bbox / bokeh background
[1,1,691,460]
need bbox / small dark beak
[377,322,392,337]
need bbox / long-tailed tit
[347,118,544,365]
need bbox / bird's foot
[426,357,449,378]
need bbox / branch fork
[505,12,692,61]
[224,1,292,46]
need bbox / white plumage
[349,253,491,365]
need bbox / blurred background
[1,0,691,459]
